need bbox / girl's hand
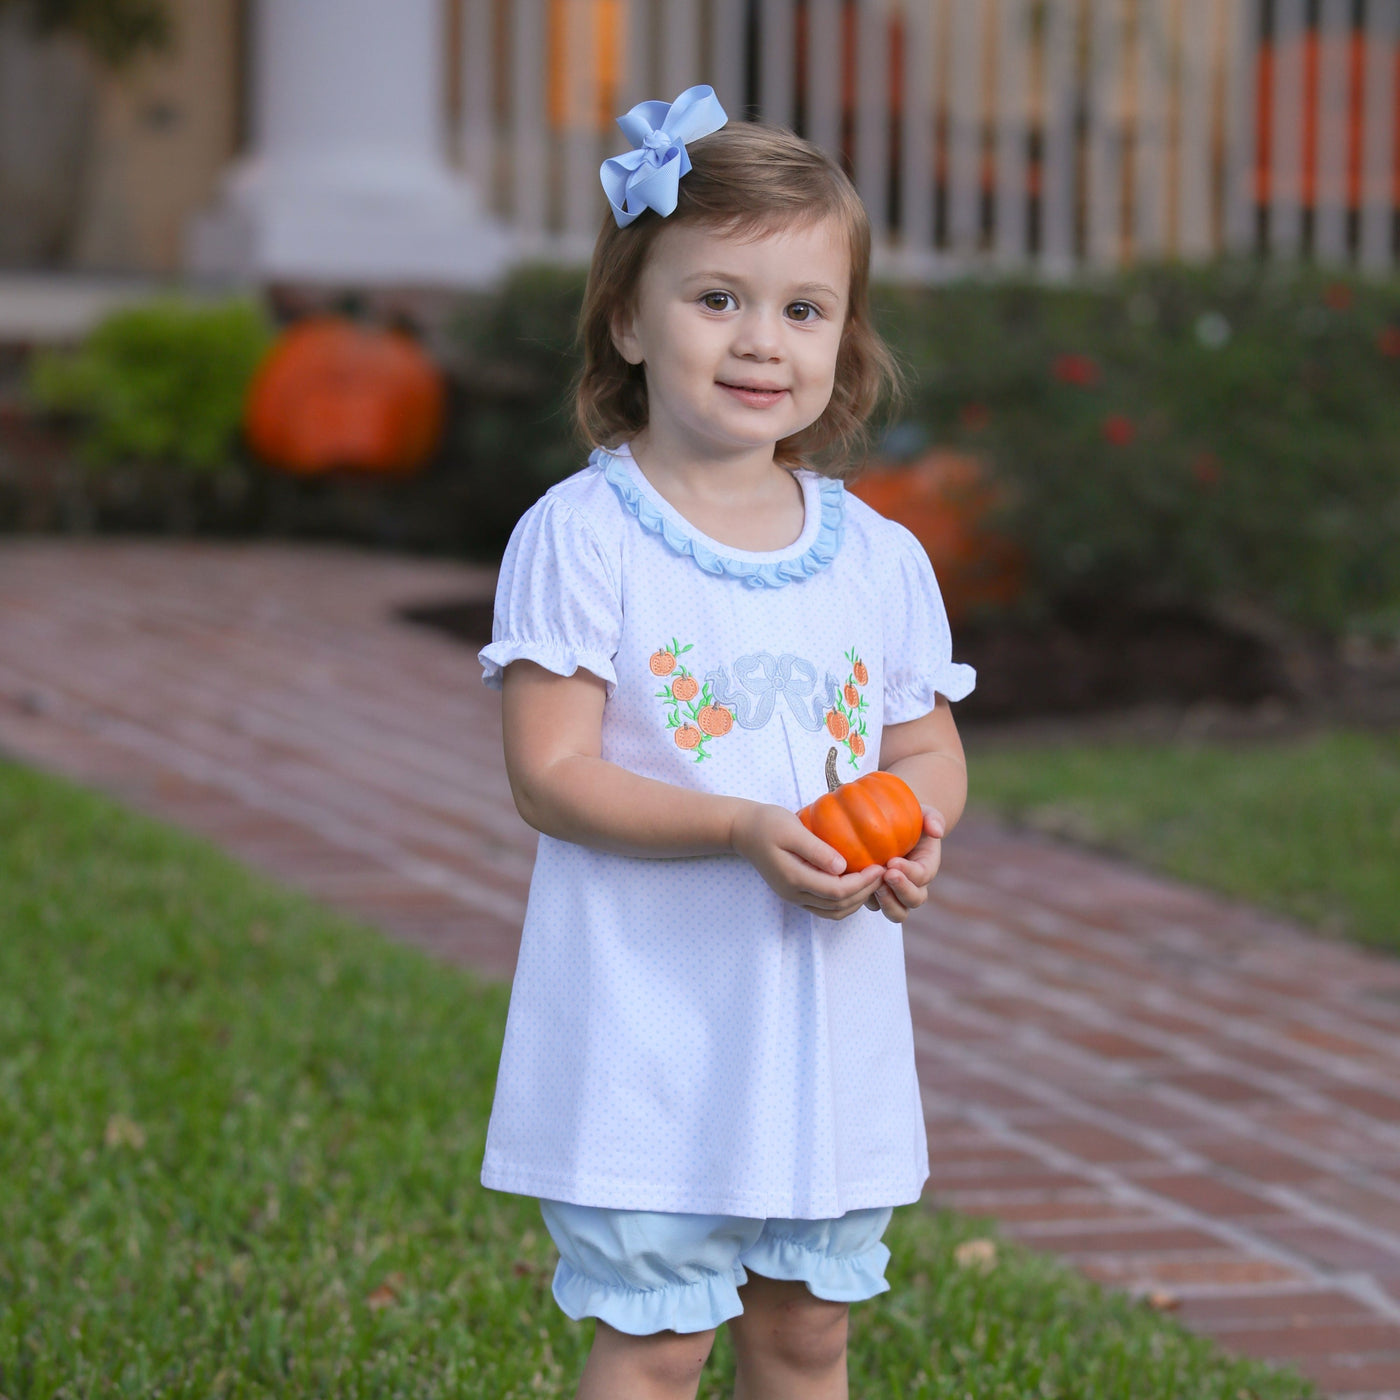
[731,802,886,920]
[865,808,946,923]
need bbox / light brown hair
[574,120,902,476]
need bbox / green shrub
[28,296,273,474]
[445,260,1400,642]
[443,267,588,555]
[875,260,1400,639]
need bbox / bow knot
[599,84,729,228]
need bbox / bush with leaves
[0,0,169,66]
[445,266,587,553]
[28,297,273,475]
[423,260,1400,643]
[874,260,1400,641]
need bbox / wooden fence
[454,0,1400,279]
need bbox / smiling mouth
[718,382,788,401]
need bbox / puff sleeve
[478,494,622,696]
[883,523,977,723]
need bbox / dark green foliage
[0,0,170,66]
[27,297,273,474]
[453,259,1400,640]
[874,260,1400,639]
[445,268,588,555]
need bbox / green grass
[967,727,1400,954]
[0,756,1316,1398]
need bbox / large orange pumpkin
[797,747,924,872]
[244,317,446,476]
[848,450,1025,623]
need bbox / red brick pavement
[3,538,1400,1398]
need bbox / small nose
[732,306,784,361]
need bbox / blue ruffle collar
[593,444,844,589]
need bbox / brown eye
[701,291,736,312]
[787,301,819,323]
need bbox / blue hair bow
[599,84,729,228]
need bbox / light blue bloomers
[538,1198,894,1336]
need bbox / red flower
[1190,450,1221,488]
[1052,352,1101,387]
[1324,281,1353,311]
[959,401,990,432]
[1378,326,1400,358]
[1102,414,1135,446]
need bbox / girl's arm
[866,696,968,922]
[501,660,886,919]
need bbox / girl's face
[612,215,850,464]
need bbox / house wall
[68,0,243,275]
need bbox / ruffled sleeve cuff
[885,659,978,724]
[882,520,977,722]
[478,638,619,696]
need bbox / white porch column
[188,0,511,286]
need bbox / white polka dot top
[477,443,976,1218]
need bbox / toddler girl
[479,84,975,1400]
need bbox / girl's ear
[611,307,643,366]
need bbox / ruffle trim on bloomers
[550,1234,891,1335]
[552,1258,748,1336]
[595,446,845,589]
[740,1232,893,1304]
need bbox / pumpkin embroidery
[651,642,869,765]
[653,639,733,762]
[827,647,870,769]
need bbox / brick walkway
[3,538,1400,1398]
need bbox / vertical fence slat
[1132,0,1171,260]
[947,0,984,256]
[759,0,796,128]
[663,0,701,96]
[511,0,547,237]
[1040,0,1078,273]
[1176,0,1213,257]
[1086,0,1125,265]
[900,0,937,262]
[1314,0,1352,262]
[807,0,842,157]
[620,0,652,107]
[994,0,1031,265]
[1360,0,1398,272]
[855,0,890,242]
[1221,0,1259,251]
[562,0,598,242]
[460,0,493,190]
[711,0,746,118]
[488,0,1399,279]
[1268,0,1306,255]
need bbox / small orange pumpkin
[797,747,924,872]
[245,316,446,476]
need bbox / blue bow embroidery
[599,84,729,228]
[706,653,842,732]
